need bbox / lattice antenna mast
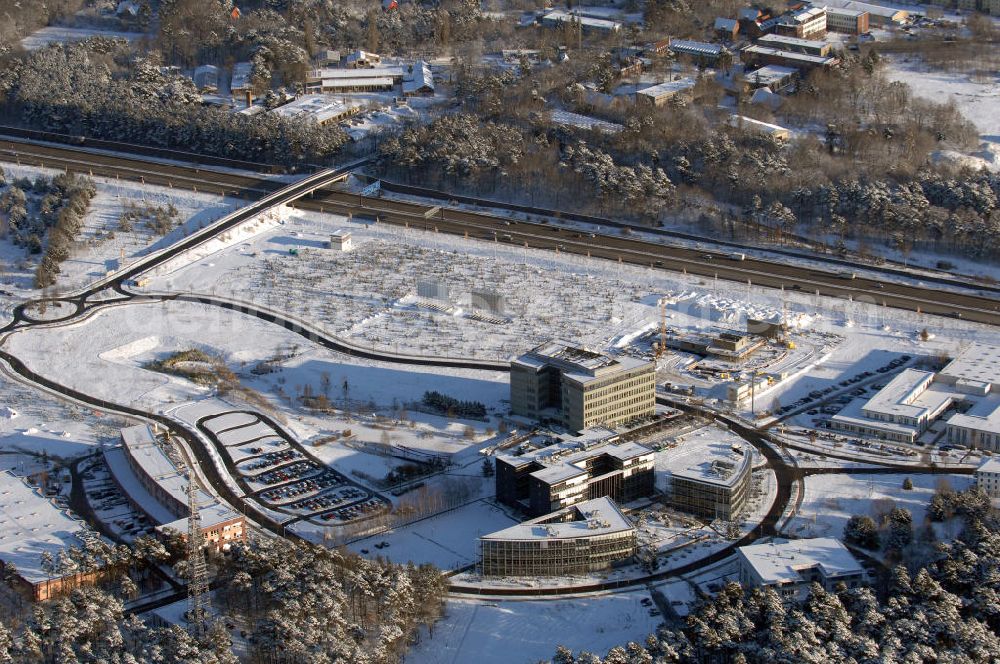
[185,474,209,638]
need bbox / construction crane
[655,297,669,359]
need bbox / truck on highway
[728,252,746,261]
[837,271,857,280]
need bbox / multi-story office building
[825,7,869,33]
[737,537,865,603]
[479,497,636,576]
[510,340,655,433]
[775,7,827,38]
[664,438,753,520]
[496,428,655,516]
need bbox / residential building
[510,340,656,432]
[975,458,1000,498]
[662,437,753,520]
[776,6,827,38]
[825,7,869,33]
[816,0,907,26]
[0,472,98,601]
[540,9,622,33]
[496,429,655,516]
[737,537,866,602]
[756,33,833,57]
[741,45,839,71]
[271,95,362,126]
[635,78,697,107]
[479,497,636,576]
[105,425,246,552]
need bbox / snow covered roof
[669,40,724,57]
[402,61,434,95]
[715,17,739,31]
[514,340,652,386]
[481,497,633,541]
[946,395,1000,436]
[343,49,380,65]
[636,78,697,100]
[272,94,361,124]
[659,436,752,487]
[782,6,826,25]
[728,115,791,139]
[0,472,87,585]
[541,10,622,32]
[816,0,906,21]
[977,458,1000,475]
[939,343,1000,391]
[159,504,242,533]
[757,33,829,51]
[550,109,623,133]
[738,537,863,585]
[745,65,798,87]
[742,45,837,67]
[860,369,935,420]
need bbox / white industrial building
[737,537,865,602]
[271,95,362,126]
[830,345,1000,451]
[635,78,697,107]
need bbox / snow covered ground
[406,591,662,664]
[782,472,974,540]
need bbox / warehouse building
[737,537,865,603]
[479,497,636,576]
[0,472,98,601]
[510,340,656,433]
[496,429,655,516]
[105,425,246,552]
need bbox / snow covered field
[20,26,146,51]
[406,591,662,664]
[783,472,974,540]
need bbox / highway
[3,137,1000,326]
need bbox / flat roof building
[669,39,728,64]
[741,44,839,70]
[776,6,827,39]
[0,472,96,601]
[737,537,865,602]
[272,94,362,126]
[496,431,655,517]
[479,496,636,576]
[743,65,799,91]
[510,340,656,433]
[328,229,353,251]
[816,0,907,26]
[825,7,869,34]
[106,425,246,552]
[635,78,697,107]
[975,457,1000,499]
[305,66,404,93]
[540,9,622,33]
[756,33,833,57]
[728,115,791,140]
[660,433,753,521]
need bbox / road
[0,142,982,603]
[3,137,1000,326]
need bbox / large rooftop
[636,78,697,99]
[481,497,633,541]
[739,537,863,584]
[0,472,87,584]
[669,39,724,56]
[504,434,654,484]
[514,340,653,384]
[757,33,829,50]
[978,457,1000,474]
[816,0,907,20]
[272,95,361,124]
[742,45,837,66]
[939,343,1000,390]
[657,427,752,488]
[861,368,935,420]
[119,425,218,515]
[946,394,1000,436]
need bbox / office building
[737,537,865,602]
[510,340,655,433]
[662,437,753,520]
[635,78,697,107]
[825,7,869,33]
[479,497,636,576]
[756,33,833,57]
[775,6,827,38]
